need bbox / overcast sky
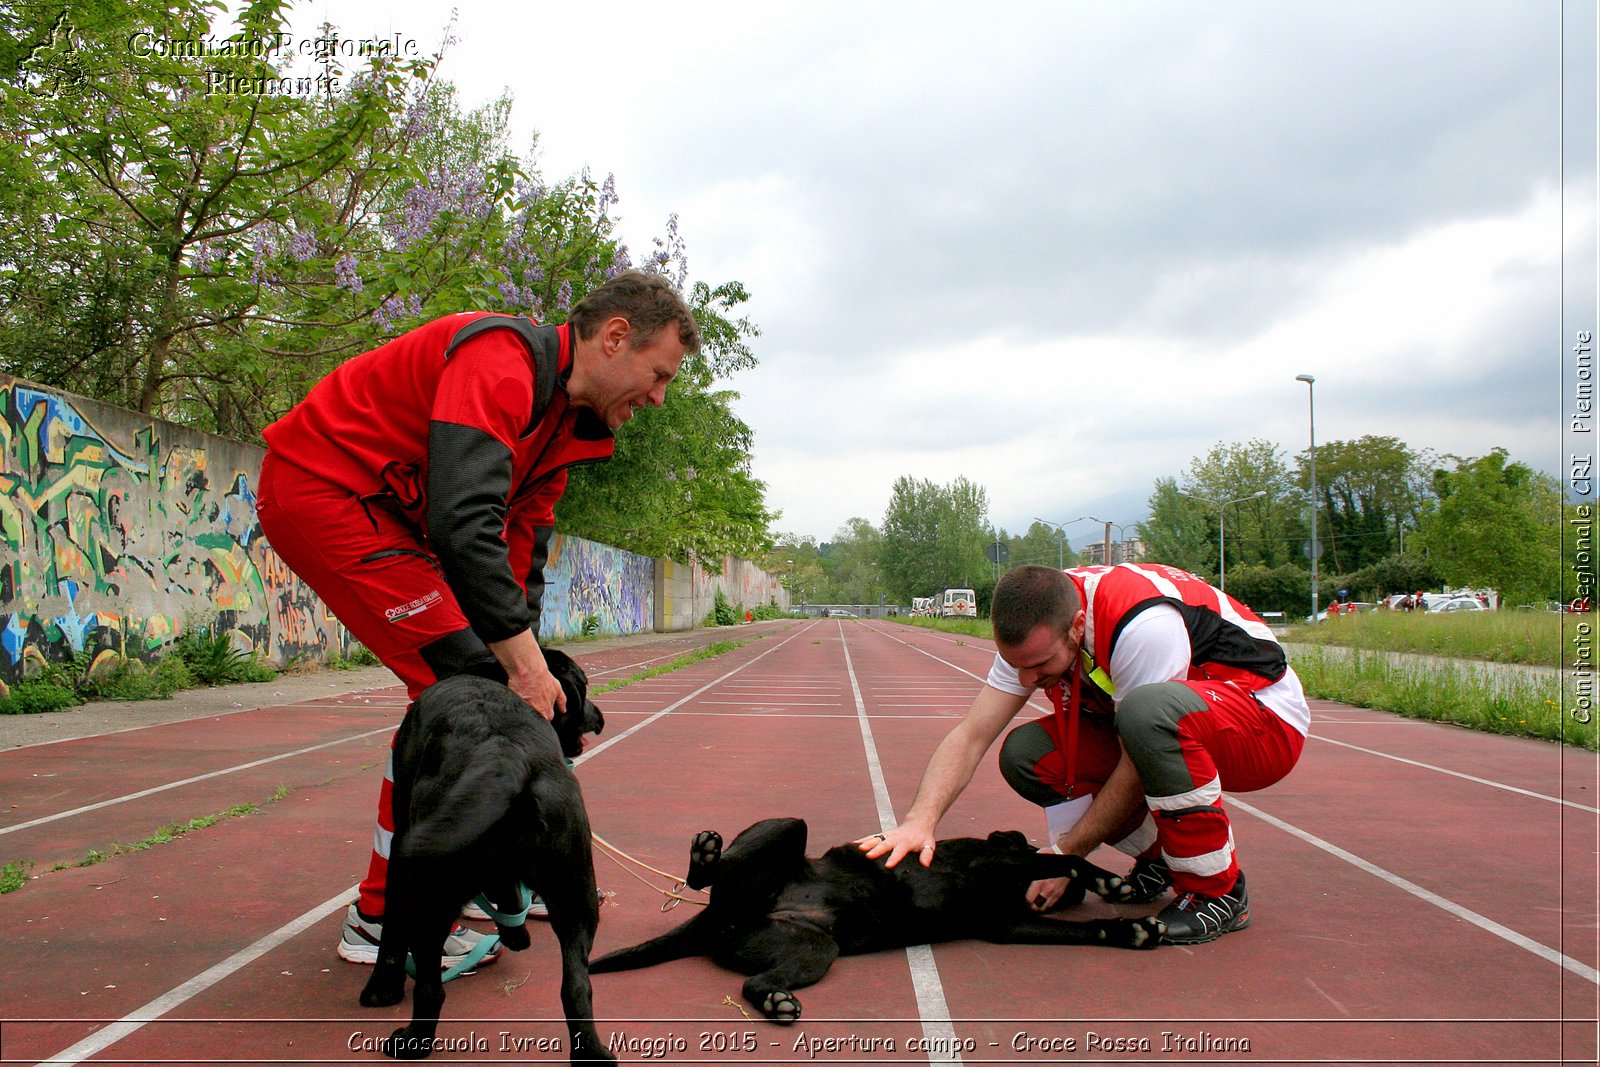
[281,0,1596,548]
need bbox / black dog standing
[358,650,615,1063]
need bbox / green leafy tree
[0,0,431,433]
[878,475,990,603]
[1295,435,1433,574]
[1,0,775,560]
[1011,520,1079,570]
[1138,478,1217,577]
[1411,449,1561,604]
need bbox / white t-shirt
[986,603,1311,735]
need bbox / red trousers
[257,453,486,916]
[1000,680,1304,896]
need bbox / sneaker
[523,890,607,921]
[1122,857,1173,904]
[337,904,503,969]
[1156,872,1250,945]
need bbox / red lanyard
[1050,666,1081,799]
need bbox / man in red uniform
[256,270,699,968]
[861,563,1308,944]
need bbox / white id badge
[1044,794,1094,845]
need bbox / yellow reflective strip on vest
[1081,649,1114,696]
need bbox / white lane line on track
[1311,735,1600,814]
[865,621,1600,984]
[36,885,357,1067]
[0,727,396,837]
[34,623,833,1065]
[1229,796,1600,985]
[839,623,963,1067]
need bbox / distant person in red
[256,271,699,970]
[860,563,1310,945]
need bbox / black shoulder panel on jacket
[425,419,530,643]
[444,315,560,436]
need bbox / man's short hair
[568,270,701,352]
[991,565,1081,646]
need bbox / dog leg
[360,861,415,1010]
[703,819,808,909]
[730,922,839,1025]
[685,830,722,890]
[1029,853,1134,903]
[381,896,459,1060]
[988,914,1165,950]
[532,837,616,1064]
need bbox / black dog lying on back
[358,650,614,1063]
[589,817,1162,1023]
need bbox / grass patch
[888,616,995,640]
[64,802,262,869]
[1,859,34,894]
[1290,646,1591,750]
[1283,611,1570,668]
[592,640,746,695]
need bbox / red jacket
[263,313,614,642]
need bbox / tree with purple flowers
[0,0,775,558]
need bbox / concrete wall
[0,374,784,685]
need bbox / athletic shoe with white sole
[337,904,503,970]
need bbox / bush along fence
[0,374,788,691]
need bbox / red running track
[0,617,1594,1066]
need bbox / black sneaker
[1122,858,1172,904]
[1157,871,1250,944]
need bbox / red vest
[1073,563,1287,695]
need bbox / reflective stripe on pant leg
[358,748,397,918]
[1116,682,1238,896]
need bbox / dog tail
[588,912,710,973]
[400,738,531,858]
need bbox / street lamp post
[1176,489,1268,591]
[1296,373,1319,624]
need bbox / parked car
[823,608,858,618]
[1434,596,1486,613]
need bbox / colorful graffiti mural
[0,376,344,683]
[541,535,654,639]
[2,376,785,685]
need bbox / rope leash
[590,831,707,911]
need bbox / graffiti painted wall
[0,375,349,684]
[1,376,784,685]
[540,534,654,639]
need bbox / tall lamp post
[1177,490,1267,591]
[1296,373,1319,623]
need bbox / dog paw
[359,976,406,1009]
[686,830,722,890]
[381,1026,434,1060]
[1107,916,1165,950]
[498,924,531,952]
[762,990,801,1024]
[1093,874,1136,903]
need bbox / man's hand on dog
[488,631,567,721]
[510,663,566,721]
[856,822,937,869]
[1027,874,1071,912]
